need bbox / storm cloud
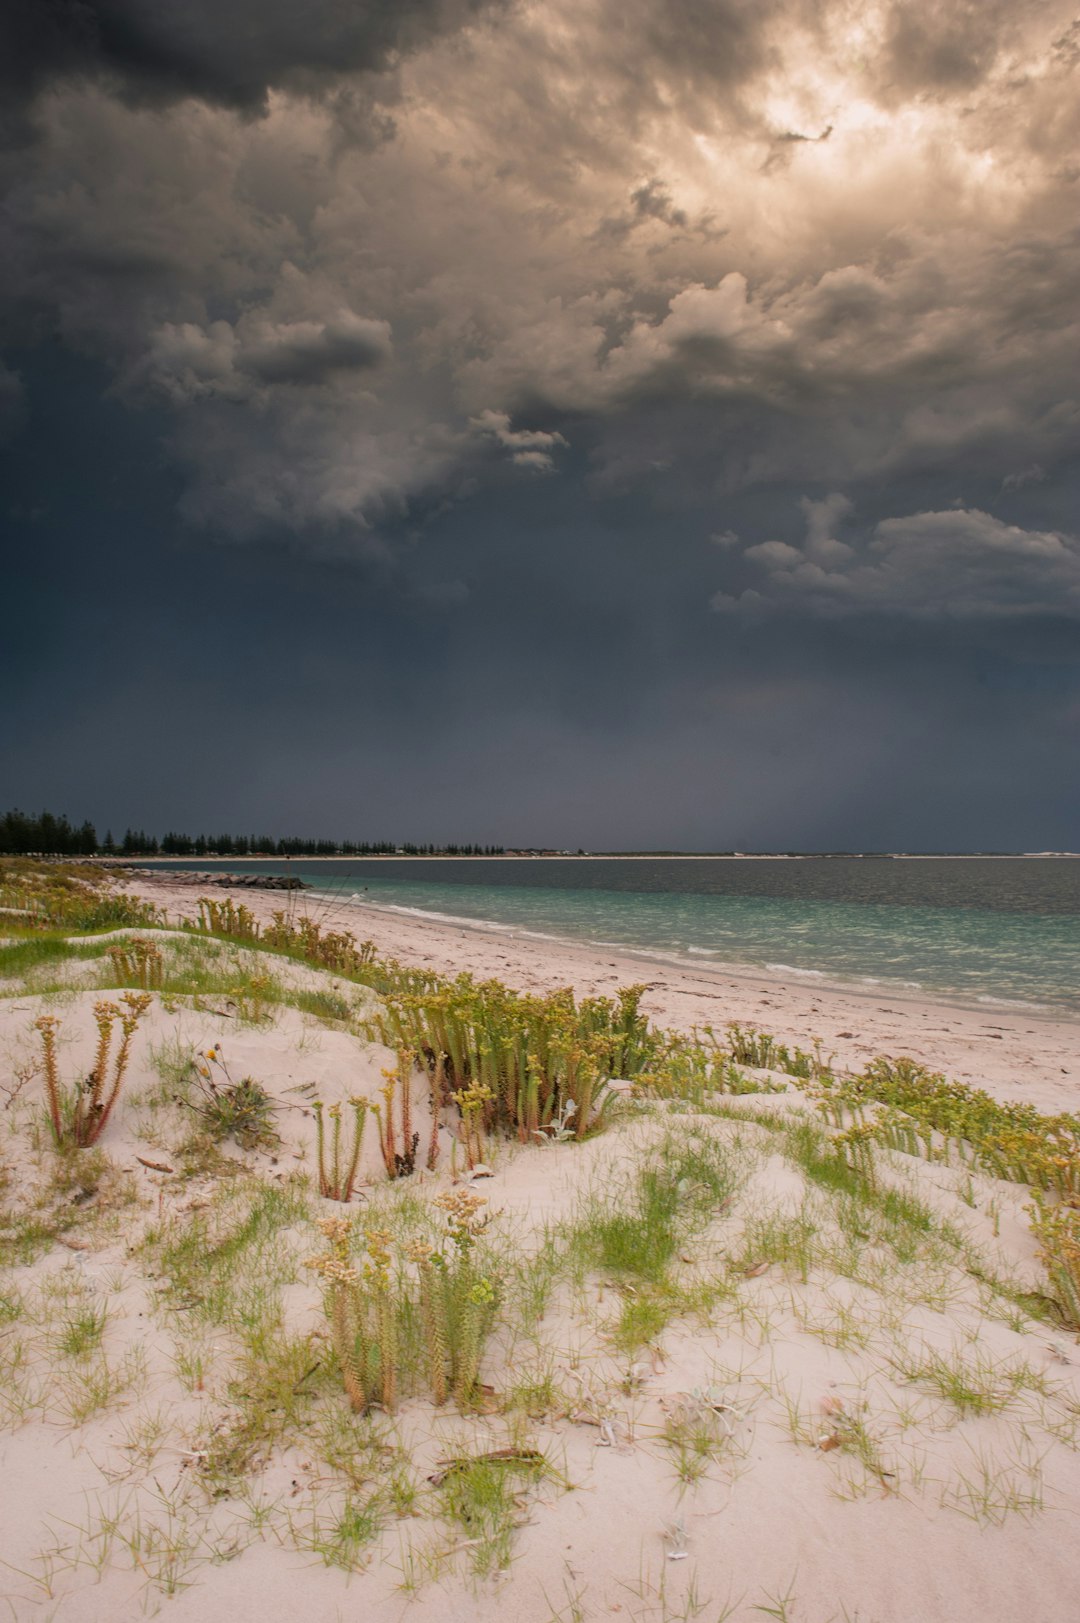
[1,0,504,134]
[2,0,1078,846]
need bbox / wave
[336,893,577,947]
[765,961,830,981]
[976,993,1054,1013]
[336,896,514,933]
[764,962,926,994]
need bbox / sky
[2,0,1078,851]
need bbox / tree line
[0,809,503,859]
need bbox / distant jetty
[117,866,309,891]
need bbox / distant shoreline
[107,851,1080,863]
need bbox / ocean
[145,856,1080,1016]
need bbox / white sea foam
[765,962,829,981]
[337,894,579,947]
[346,899,512,932]
[976,994,1053,1013]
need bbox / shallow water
[145,857,1080,1014]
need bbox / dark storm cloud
[243,313,392,385]
[3,0,1079,847]
[0,0,503,138]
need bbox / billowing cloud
[718,505,1080,620]
[2,0,1079,569]
[138,306,392,402]
[470,409,568,471]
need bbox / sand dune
[1,883,1078,1622]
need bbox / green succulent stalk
[332,1286,368,1412]
[342,1099,367,1201]
[398,1049,413,1158]
[454,1277,495,1406]
[573,1052,597,1141]
[314,1099,366,1200]
[83,1000,118,1136]
[331,1104,342,1189]
[39,994,151,1150]
[377,1073,398,1175]
[427,1052,447,1171]
[89,994,149,1144]
[34,1015,63,1144]
[363,1228,397,1411]
[308,1216,371,1409]
[313,1100,327,1192]
[410,1244,448,1405]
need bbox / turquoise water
[149,857,1080,1014]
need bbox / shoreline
[349,893,1074,1015]
[120,869,1080,1117]
[104,851,1080,862]
[116,857,1080,1022]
